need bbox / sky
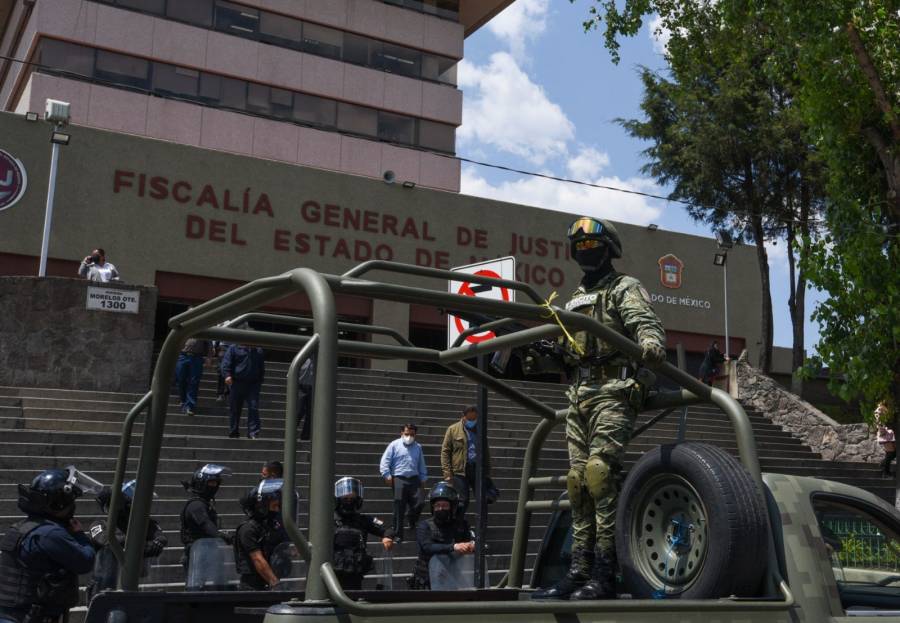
[457,0,825,352]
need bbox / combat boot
[531,548,593,600]
[570,549,617,600]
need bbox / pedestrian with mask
[78,248,119,282]
[379,423,427,542]
[0,467,99,623]
[408,482,475,590]
[179,464,232,568]
[440,406,492,518]
[222,342,266,439]
[332,477,394,590]
[234,480,290,590]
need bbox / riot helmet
[567,217,622,272]
[18,465,103,520]
[97,480,156,529]
[334,477,364,516]
[240,479,284,521]
[428,482,459,525]
[183,464,232,499]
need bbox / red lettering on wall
[301,201,320,222]
[253,194,273,217]
[149,176,169,200]
[113,170,134,194]
[223,190,239,212]
[209,220,226,242]
[186,214,205,239]
[382,214,398,236]
[196,185,219,209]
[172,181,192,204]
[324,204,340,227]
[274,229,290,251]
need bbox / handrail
[451,317,521,348]
[319,562,795,615]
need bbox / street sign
[86,287,140,314]
[447,257,516,348]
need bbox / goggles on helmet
[567,217,605,239]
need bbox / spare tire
[616,442,768,599]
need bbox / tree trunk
[750,213,774,373]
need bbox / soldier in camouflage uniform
[531,217,666,600]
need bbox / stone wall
[0,277,157,393]
[736,353,880,463]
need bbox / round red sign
[0,149,27,212]
[454,269,511,344]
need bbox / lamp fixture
[713,252,727,266]
[50,132,70,146]
[647,223,658,231]
[402,180,416,189]
[24,111,38,122]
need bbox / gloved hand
[143,539,165,558]
[640,341,667,368]
[217,530,233,545]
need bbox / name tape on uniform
[565,293,598,311]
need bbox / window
[375,43,421,79]
[95,50,150,89]
[269,87,293,118]
[214,1,259,36]
[247,83,271,113]
[813,496,900,614]
[152,63,200,97]
[301,23,342,60]
[292,94,336,128]
[378,112,415,144]
[343,33,373,66]
[418,120,455,153]
[337,102,378,137]
[38,40,95,78]
[166,0,213,28]
[421,54,457,84]
[117,0,165,12]
[198,73,247,108]
[259,12,303,49]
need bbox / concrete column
[370,298,410,371]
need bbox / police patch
[638,286,652,304]
[566,293,598,311]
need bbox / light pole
[38,99,71,277]
[714,230,734,359]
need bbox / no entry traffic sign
[448,257,516,348]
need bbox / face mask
[402,435,414,446]
[338,499,357,516]
[575,245,609,272]
[465,419,477,430]
[434,509,452,524]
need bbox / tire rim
[629,473,709,595]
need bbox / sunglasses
[567,217,604,238]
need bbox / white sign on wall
[447,257,516,348]
[86,287,140,314]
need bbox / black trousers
[391,476,423,540]
[452,462,477,519]
[336,570,364,591]
[881,450,896,475]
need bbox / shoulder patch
[566,293,598,311]
[373,518,384,526]
[638,286,652,304]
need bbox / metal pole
[38,140,60,277]
[723,254,730,359]
[474,355,488,588]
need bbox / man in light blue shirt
[380,423,427,542]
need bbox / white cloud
[460,165,662,226]
[566,147,611,179]
[487,0,550,61]
[647,14,672,56]
[458,52,574,165]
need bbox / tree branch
[846,21,900,144]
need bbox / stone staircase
[0,364,892,598]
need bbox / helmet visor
[64,466,104,497]
[257,479,284,497]
[334,477,363,499]
[567,217,604,239]
[121,479,158,502]
[199,464,232,479]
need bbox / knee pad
[585,456,612,499]
[566,468,585,509]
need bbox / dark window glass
[259,12,303,48]
[269,87,293,118]
[338,102,378,137]
[95,50,150,89]
[38,40,95,78]
[199,73,246,108]
[343,33,373,66]
[166,0,213,27]
[152,63,200,97]
[293,93,336,127]
[375,43,420,78]
[301,23,342,60]
[214,1,259,36]
[118,0,165,12]
[418,119,455,153]
[422,54,456,84]
[378,112,415,144]
[247,82,271,113]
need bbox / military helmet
[18,466,102,519]
[185,463,232,499]
[567,217,623,259]
[428,481,460,513]
[241,479,284,519]
[334,476,364,510]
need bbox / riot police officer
[0,467,98,623]
[530,217,666,601]
[409,482,475,590]
[87,480,168,596]
[332,477,394,590]
[234,479,290,590]
[179,464,232,567]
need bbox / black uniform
[180,496,226,567]
[87,516,167,595]
[233,517,289,590]
[332,511,393,590]
[409,517,473,590]
[0,518,95,623]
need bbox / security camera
[382,170,396,185]
[45,99,71,125]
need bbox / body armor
[565,273,629,366]
[180,497,218,550]
[332,514,373,576]
[409,518,472,590]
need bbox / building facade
[0,0,515,192]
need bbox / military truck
[84,261,900,622]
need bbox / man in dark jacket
[409,482,475,590]
[234,480,290,590]
[222,343,266,439]
[698,340,726,385]
[179,464,232,569]
[441,406,493,518]
[332,477,394,590]
[0,467,98,623]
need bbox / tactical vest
[180,497,218,549]
[409,518,471,590]
[332,516,372,576]
[565,273,629,365]
[0,519,79,613]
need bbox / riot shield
[429,554,475,590]
[186,537,238,591]
[380,549,394,590]
[88,547,119,601]
[268,541,297,589]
